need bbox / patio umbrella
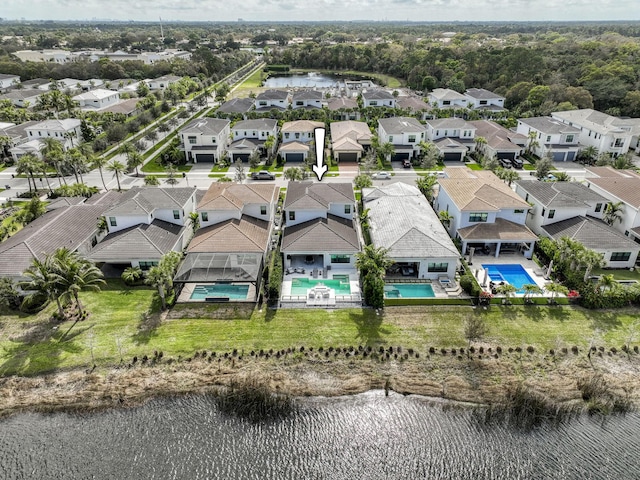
[482,268,489,287]
[546,260,554,279]
[468,247,475,265]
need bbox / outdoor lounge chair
[312,268,318,278]
[438,276,451,287]
[323,291,330,299]
[308,291,315,299]
[285,267,293,275]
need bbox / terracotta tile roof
[326,97,358,111]
[282,214,359,253]
[281,120,324,133]
[188,215,270,253]
[284,181,355,210]
[587,176,640,208]
[197,183,278,211]
[439,170,530,211]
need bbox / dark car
[498,158,512,168]
[402,159,412,168]
[511,157,524,169]
[251,170,275,180]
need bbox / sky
[2,0,638,23]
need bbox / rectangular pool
[291,277,351,295]
[481,264,535,292]
[190,284,250,300]
[384,283,435,298]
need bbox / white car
[372,171,392,180]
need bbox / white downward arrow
[312,127,328,181]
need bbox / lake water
[263,73,343,88]
[1,390,639,479]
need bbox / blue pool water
[384,283,435,298]
[190,284,249,300]
[481,264,536,291]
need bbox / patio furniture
[308,291,315,299]
[438,276,451,287]
[323,291,330,299]
[312,268,318,278]
[285,267,294,275]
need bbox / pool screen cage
[174,253,262,283]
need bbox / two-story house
[173,183,280,301]
[435,167,537,258]
[180,118,231,163]
[377,117,426,162]
[362,89,396,108]
[425,118,476,161]
[396,95,433,120]
[551,109,637,157]
[326,96,360,120]
[72,88,120,110]
[516,117,581,162]
[89,187,198,269]
[11,118,82,160]
[0,74,20,91]
[229,119,279,162]
[0,89,43,108]
[514,179,638,268]
[291,90,322,109]
[427,88,469,109]
[469,120,525,163]
[279,120,324,163]
[146,75,182,90]
[464,88,506,112]
[330,120,373,163]
[216,97,255,119]
[254,89,290,112]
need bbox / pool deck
[177,282,257,303]
[281,266,361,307]
[471,255,549,296]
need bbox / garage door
[552,151,565,161]
[497,152,515,160]
[195,153,215,163]
[566,152,576,161]
[285,153,304,162]
[338,153,358,163]
[391,152,409,162]
[233,153,250,162]
[443,152,462,161]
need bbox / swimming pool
[291,277,351,295]
[384,283,435,298]
[481,264,536,292]
[190,284,250,300]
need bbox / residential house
[362,89,396,108]
[516,117,580,161]
[377,117,426,162]
[229,119,279,162]
[99,98,140,117]
[469,120,525,162]
[254,89,290,112]
[396,95,433,120]
[72,89,121,110]
[464,88,506,112]
[279,120,324,163]
[435,167,537,258]
[291,90,322,109]
[180,118,231,163]
[585,167,640,243]
[89,187,198,269]
[173,183,280,301]
[216,97,255,118]
[11,119,82,161]
[551,109,638,157]
[427,88,468,109]
[425,118,476,161]
[326,96,360,120]
[13,50,73,64]
[146,75,182,90]
[0,74,21,91]
[344,80,375,97]
[363,183,460,281]
[330,120,373,163]
[0,88,42,108]
[0,120,39,156]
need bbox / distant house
[435,167,537,258]
[254,89,290,111]
[427,88,468,109]
[216,97,254,118]
[146,75,182,90]
[396,95,433,120]
[425,118,476,161]
[0,74,21,91]
[291,90,322,109]
[229,119,279,162]
[11,119,82,160]
[0,88,42,108]
[552,109,638,157]
[468,120,525,162]
[90,187,198,269]
[363,183,460,280]
[362,89,396,108]
[516,117,580,162]
[180,118,231,163]
[377,117,426,162]
[279,120,323,163]
[72,88,120,110]
[326,96,360,120]
[99,98,140,117]
[464,88,506,112]
[330,120,372,163]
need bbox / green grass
[211,165,230,173]
[523,164,537,171]
[141,157,192,173]
[591,267,640,281]
[467,163,484,171]
[2,278,640,377]
[232,68,265,96]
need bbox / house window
[548,209,555,219]
[525,194,529,202]
[389,136,393,142]
[344,205,351,214]
[565,134,574,143]
[515,209,525,214]
[408,135,416,143]
[295,133,300,139]
[201,212,208,222]
[541,208,546,217]
[296,101,303,106]
[173,210,180,220]
[285,133,290,139]
[479,100,487,105]
[625,230,629,236]
[614,138,624,147]
[595,203,602,212]
[259,101,267,106]
[289,211,295,221]
[370,101,378,106]
[331,254,350,264]
[139,261,159,270]
[211,138,216,144]
[428,262,449,273]
[546,135,551,142]
[188,136,196,144]
[109,217,117,227]
[469,213,488,222]
[443,100,451,105]
[610,252,631,262]
[260,205,267,215]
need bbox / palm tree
[580,146,598,165]
[144,175,160,186]
[39,137,66,186]
[598,274,617,292]
[121,266,143,286]
[19,256,65,317]
[545,281,568,305]
[188,212,200,235]
[522,283,543,304]
[355,244,394,309]
[526,131,540,156]
[16,153,41,194]
[107,160,126,191]
[496,168,520,186]
[415,175,438,203]
[578,249,605,282]
[54,248,105,319]
[603,201,624,226]
[496,283,518,305]
[474,136,487,155]
[378,142,395,165]
[91,155,109,191]
[127,152,144,177]
[438,210,453,229]
[146,265,169,310]
[165,163,179,187]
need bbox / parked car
[402,159,412,168]
[498,158,512,168]
[511,157,524,169]
[251,170,275,180]
[428,171,446,178]
[372,171,392,180]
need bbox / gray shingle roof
[188,215,270,253]
[515,180,608,208]
[542,216,639,251]
[103,187,196,216]
[363,89,395,100]
[518,117,580,134]
[180,118,230,136]
[378,116,425,134]
[233,119,278,131]
[217,97,254,114]
[457,218,538,241]
[326,97,358,111]
[284,182,355,210]
[282,214,359,253]
[465,88,503,100]
[292,90,322,101]
[256,89,289,101]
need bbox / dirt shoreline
[1,346,639,419]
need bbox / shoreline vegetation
[1,282,639,422]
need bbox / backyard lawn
[1,279,638,377]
